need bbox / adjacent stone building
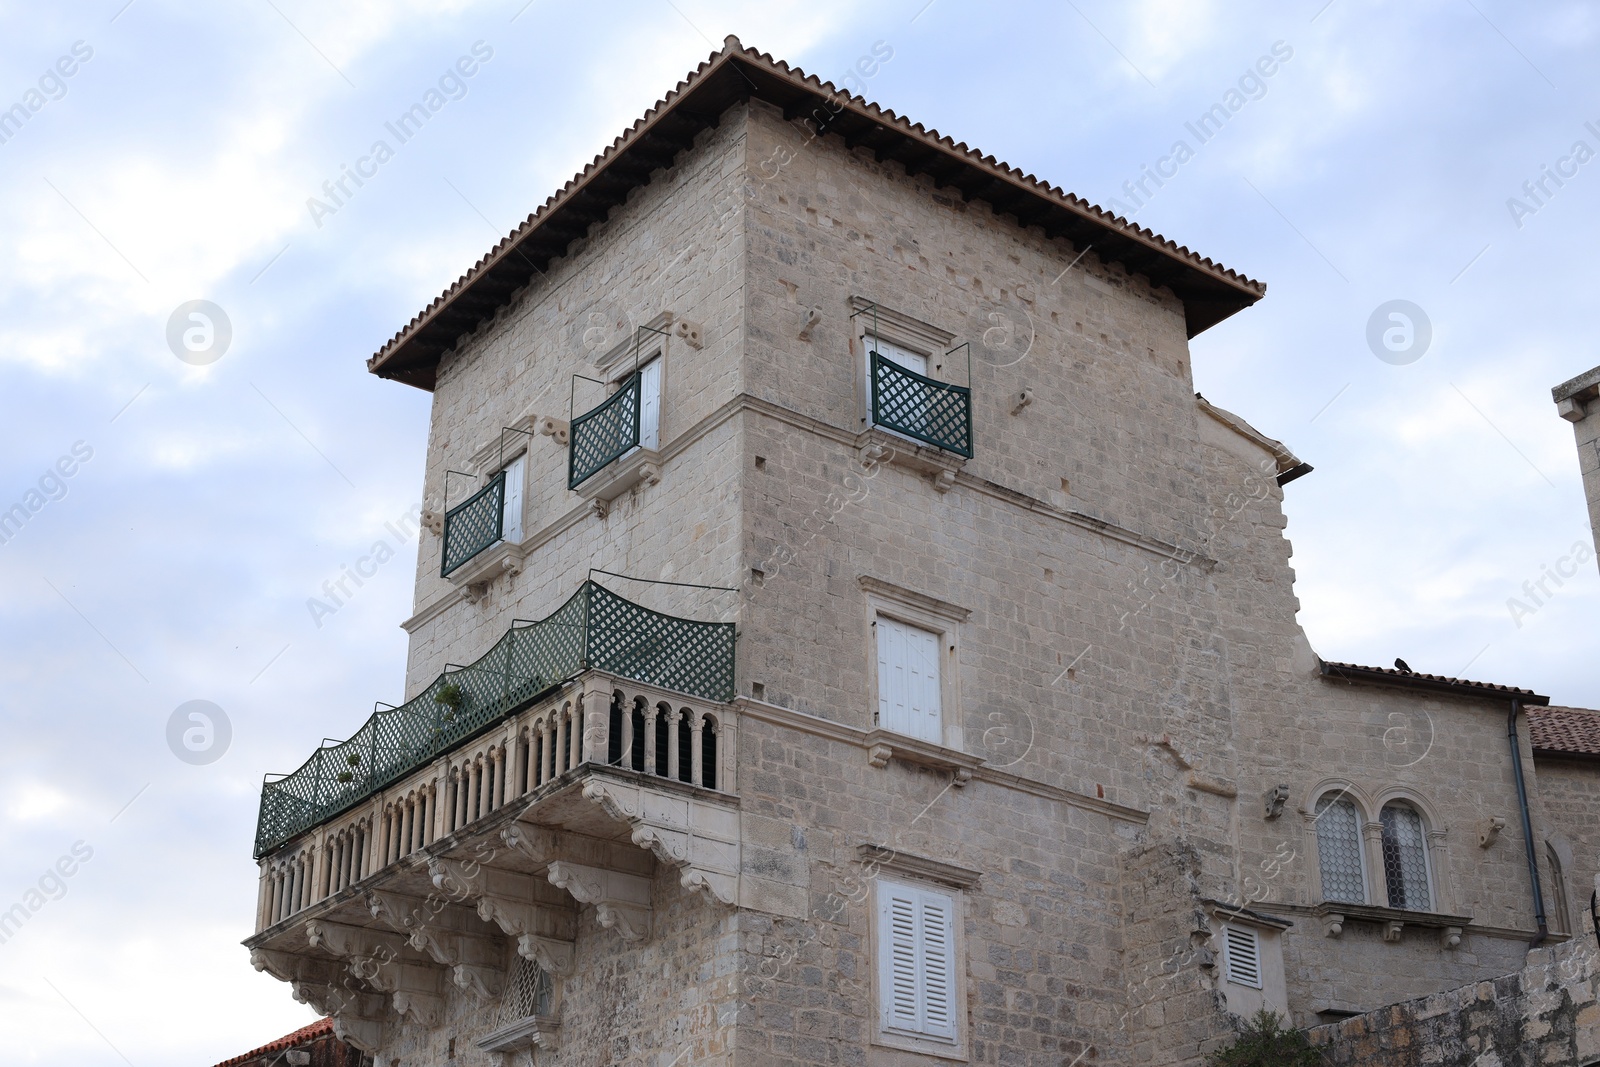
[1555,365,1600,567]
[244,40,1600,1065]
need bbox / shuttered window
[1221,924,1262,989]
[878,880,958,1042]
[876,616,942,743]
[500,454,525,544]
[867,334,929,375]
[638,357,662,451]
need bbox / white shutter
[1221,925,1262,989]
[876,617,941,743]
[867,335,928,374]
[885,890,920,1030]
[500,455,524,543]
[878,881,959,1043]
[918,891,957,1039]
[638,357,662,451]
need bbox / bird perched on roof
[1394,658,1412,673]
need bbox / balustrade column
[644,704,661,775]
[269,869,283,924]
[469,761,482,823]
[511,729,527,800]
[555,711,569,776]
[287,858,301,915]
[492,747,506,809]
[545,718,558,781]
[667,709,682,780]
[404,796,418,854]
[571,707,582,766]
[690,715,705,787]
[619,697,634,769]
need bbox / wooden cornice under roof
[368,37,1267,391]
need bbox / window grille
[1314,794,1366,904]
[1380,803,1431,911]
[497,957,553,1024]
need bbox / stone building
[1555,365,1600,567]
[244,40,1600,1065]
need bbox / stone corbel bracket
[305,919,447,1026]
[428,855,578,976]
[856,429,966,493]
[580,776,741,907]
[478,1014,562,1058]
[863,730,984,787]
[546,859,653,941]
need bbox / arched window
[1314,793,1366,904]
[1546,842,1570,935]
[1379,802,1431,911]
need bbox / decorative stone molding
[578,452,662,519]
[855,844,981,889]
[580,776,741,907]
[537,415,570,445]
[856,427,966,491]
[1264,784,1291,820]
[546,860,653,941]
[477,1014,561,1056]
[1309,901,1473,946]
[427,856,578,975]
[421,509,444,537]
[863,729,984,786]
[447,541,526,600]
[672,318,703,349]
[1478,816,1506,849]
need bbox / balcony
[870,350,973,458]
[440,471,506,577]
[247,666,741,1051]
[568,373,642,489]
[253,581,735,858]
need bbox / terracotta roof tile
[368,37,1265,388]
[1529,705,1600,758]
[213,1018,331,1067]
[1319,660,1547,702]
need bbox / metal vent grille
[497,956,553,1024]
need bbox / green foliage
[436,682,464,710]
[1206,1010,1324,1067]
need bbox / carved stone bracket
[546,860,653,941]
[862,730,983,787]
[580,776,741,907]
[427,855,578,976]
[477,1014,562,1057]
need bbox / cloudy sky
[2,0,1597,1062]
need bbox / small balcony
[870,350,973,458]
[440,470,506,577]
[253,581,735,859]
[568,372,642,489]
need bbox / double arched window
[1312,790,1436,912]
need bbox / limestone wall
[1308,920,1600,1066]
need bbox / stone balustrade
[254,670,736,933]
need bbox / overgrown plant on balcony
[436,682,464,720]
[1206,1010,1324,1067]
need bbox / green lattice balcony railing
[441,471,506,576]
[569,374,641,489]
[870,351,973,458]
[253,580,735,857]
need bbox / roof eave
[367,45,1266,391]
[1318,660,1549,706]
